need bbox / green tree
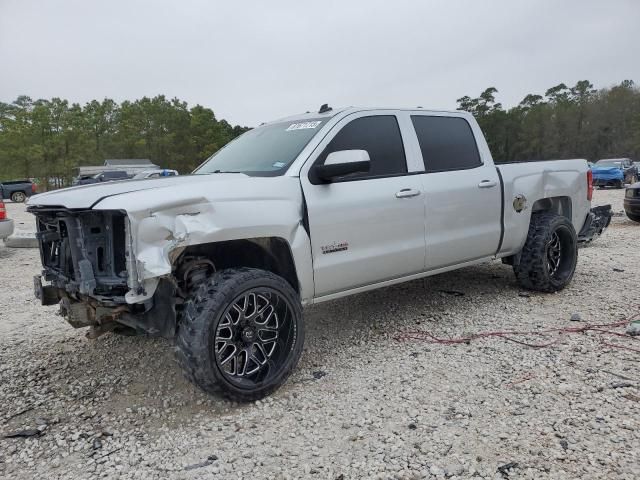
[457,80,640,162]
[0,94,248,187]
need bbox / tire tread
[175,267,303,402]
[513,213,577,292]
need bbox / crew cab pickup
[1,180,37,203]
[27,106,611,401]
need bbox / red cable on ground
[600,342,640,354]
[394,310,640,351]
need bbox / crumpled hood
[28,173,306,304]
[27,174,272,210]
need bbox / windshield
[596,160,622,167]
[194,118,329,176]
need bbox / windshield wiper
[211,169,241,174]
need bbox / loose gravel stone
[0,191,638,479]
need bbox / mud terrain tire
[514,213,578,292]
[175,268,304,402]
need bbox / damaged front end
[29,206,177,338]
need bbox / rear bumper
[578,205,612,244]
[0,219,14,240]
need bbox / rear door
[409,114,502,270]
[300,112,426,297]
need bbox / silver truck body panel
[498,162,590,255]
[28,107,592,308]
[299,110,426,296]
[30,175,316,303]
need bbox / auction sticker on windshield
[286,121,322,131]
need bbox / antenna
[318,104,332,114]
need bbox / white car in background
[0,201,14,241]
[131,169,179,180]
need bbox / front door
[300,114,426,297]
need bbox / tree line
[457,80,640,163]
[0,95,249,188]
[1,80,639,188]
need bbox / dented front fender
[92,176,315,304]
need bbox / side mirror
[313,149,371,183]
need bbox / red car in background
[0,201,15,240]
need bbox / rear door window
[411,116,481,172]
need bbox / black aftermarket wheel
[175,268,304,401]
[514,213,578,292]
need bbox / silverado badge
[321,241,349,254]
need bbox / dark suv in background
[624,181,640,222]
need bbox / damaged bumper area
[29,206,177,338]
[578,204,613,244]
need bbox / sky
[1,0,639,127]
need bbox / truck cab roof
[266,106,472,127]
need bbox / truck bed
[496,159,591,256]
[1,180,31,185]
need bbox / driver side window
[314,115,407,181]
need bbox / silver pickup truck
[27,106,610,401]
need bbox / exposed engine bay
[29,206,190,338]
[32,207,129,300]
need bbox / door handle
[395,188,421,198]
[478,180,498,188]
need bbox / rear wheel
[175,268,304,401]
[10,191,26,203]
[616,180,624,189]
[627,213,640,223]
[514,213,578,292]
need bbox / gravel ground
[1,190,638,480]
